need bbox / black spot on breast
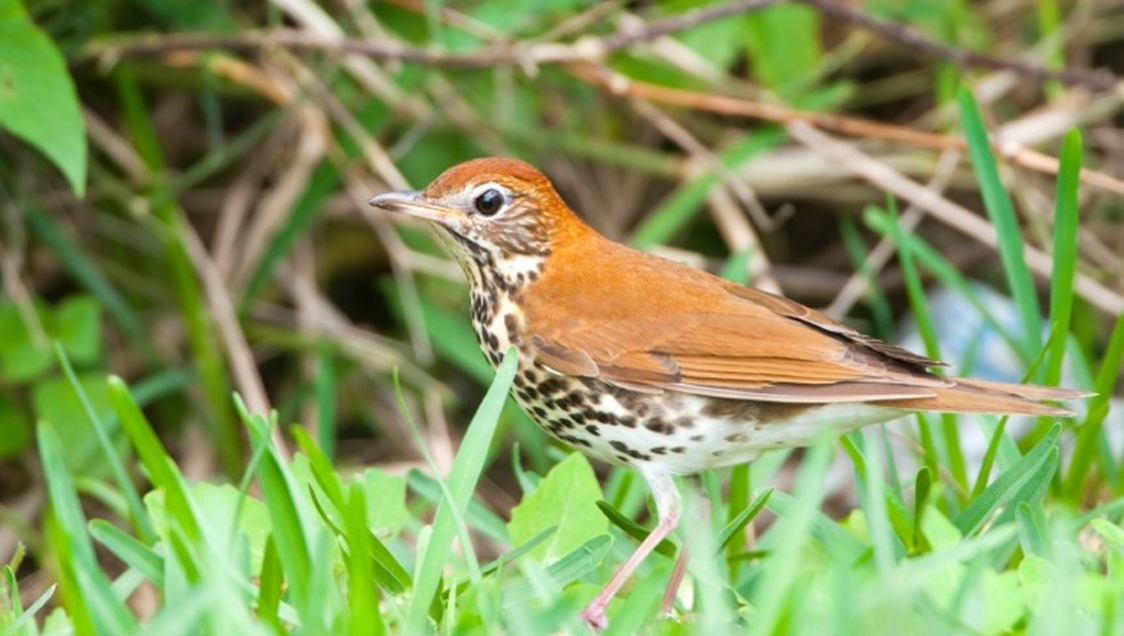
[558,433,591,448]
[670,446,686,454]
[531,406,548,418]
[651,446,667,455]
[644,418,672,435]
[585,425,600,436]
[538,378,565,395]
[725,433,747,443]
[609,440,629,452]
[689,434,705,442]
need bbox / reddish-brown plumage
[370,157,1088,628]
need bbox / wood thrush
[369,157,1086,629]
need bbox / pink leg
[581,472,681,630]
[659,541,690,617]
[660,497,708,617]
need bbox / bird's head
[369,158,587,274]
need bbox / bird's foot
[580,603,608,631]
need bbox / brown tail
[884,378,1092,417]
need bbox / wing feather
[520,240,948,403]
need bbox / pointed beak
[368,190,466,226]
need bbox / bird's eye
[473,188,505,216]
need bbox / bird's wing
[522,247,949,403]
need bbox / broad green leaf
[0,300,52,381]
[509,453,607,562]
[354,468,408,536]
[744,4,822,95]
[0,395,31,457]
[53,296,101,365]
[31,373,123,476]
[0,0,86,195]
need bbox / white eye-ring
[471,184,507,216]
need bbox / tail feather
[880,377,1090,417]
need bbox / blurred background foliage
[2,0,1124,632]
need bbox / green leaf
[0,0,86,195]
[744,4,822,95]
[509,453,608,562]
[0,300,52,381]
[353,468,408,537]
[31,373,123,477]
[53,296,101,365]
[0,395,31,458]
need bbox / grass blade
[405,346,519,633]
[954,424,1061,536]
[1045,129,1082,386]
[957,87,1043,357]
[37,423,138,634]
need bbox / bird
[369,157,1086,629]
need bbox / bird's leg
[580,472,681,630]
[659,494,709,618]
[659,539,690,617]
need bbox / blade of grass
[54,348,154,543]
[23,207,151,358]
[405,346,518,633]
[716,487,773,551]
[594,500,676,558]
[256,536,284,634]
[88,520,165,587]
[1,568,54,636]
[880,201,968,494]
[750,438,834,635]
[107,376,203,544]
[1045,129,1081,386]
[234,399,316,627]
[954,424,1061,536]
[113,66,240,474]
[37,423,138,634]
[344,483,387,636]
[1064,314,1124,499]
[958,87,1042,358]
[314,346,337,460]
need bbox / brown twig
[572,65,1124,197]
[788,122,1124,316]
[795,0,1116,91]
[84,0,1116,91]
